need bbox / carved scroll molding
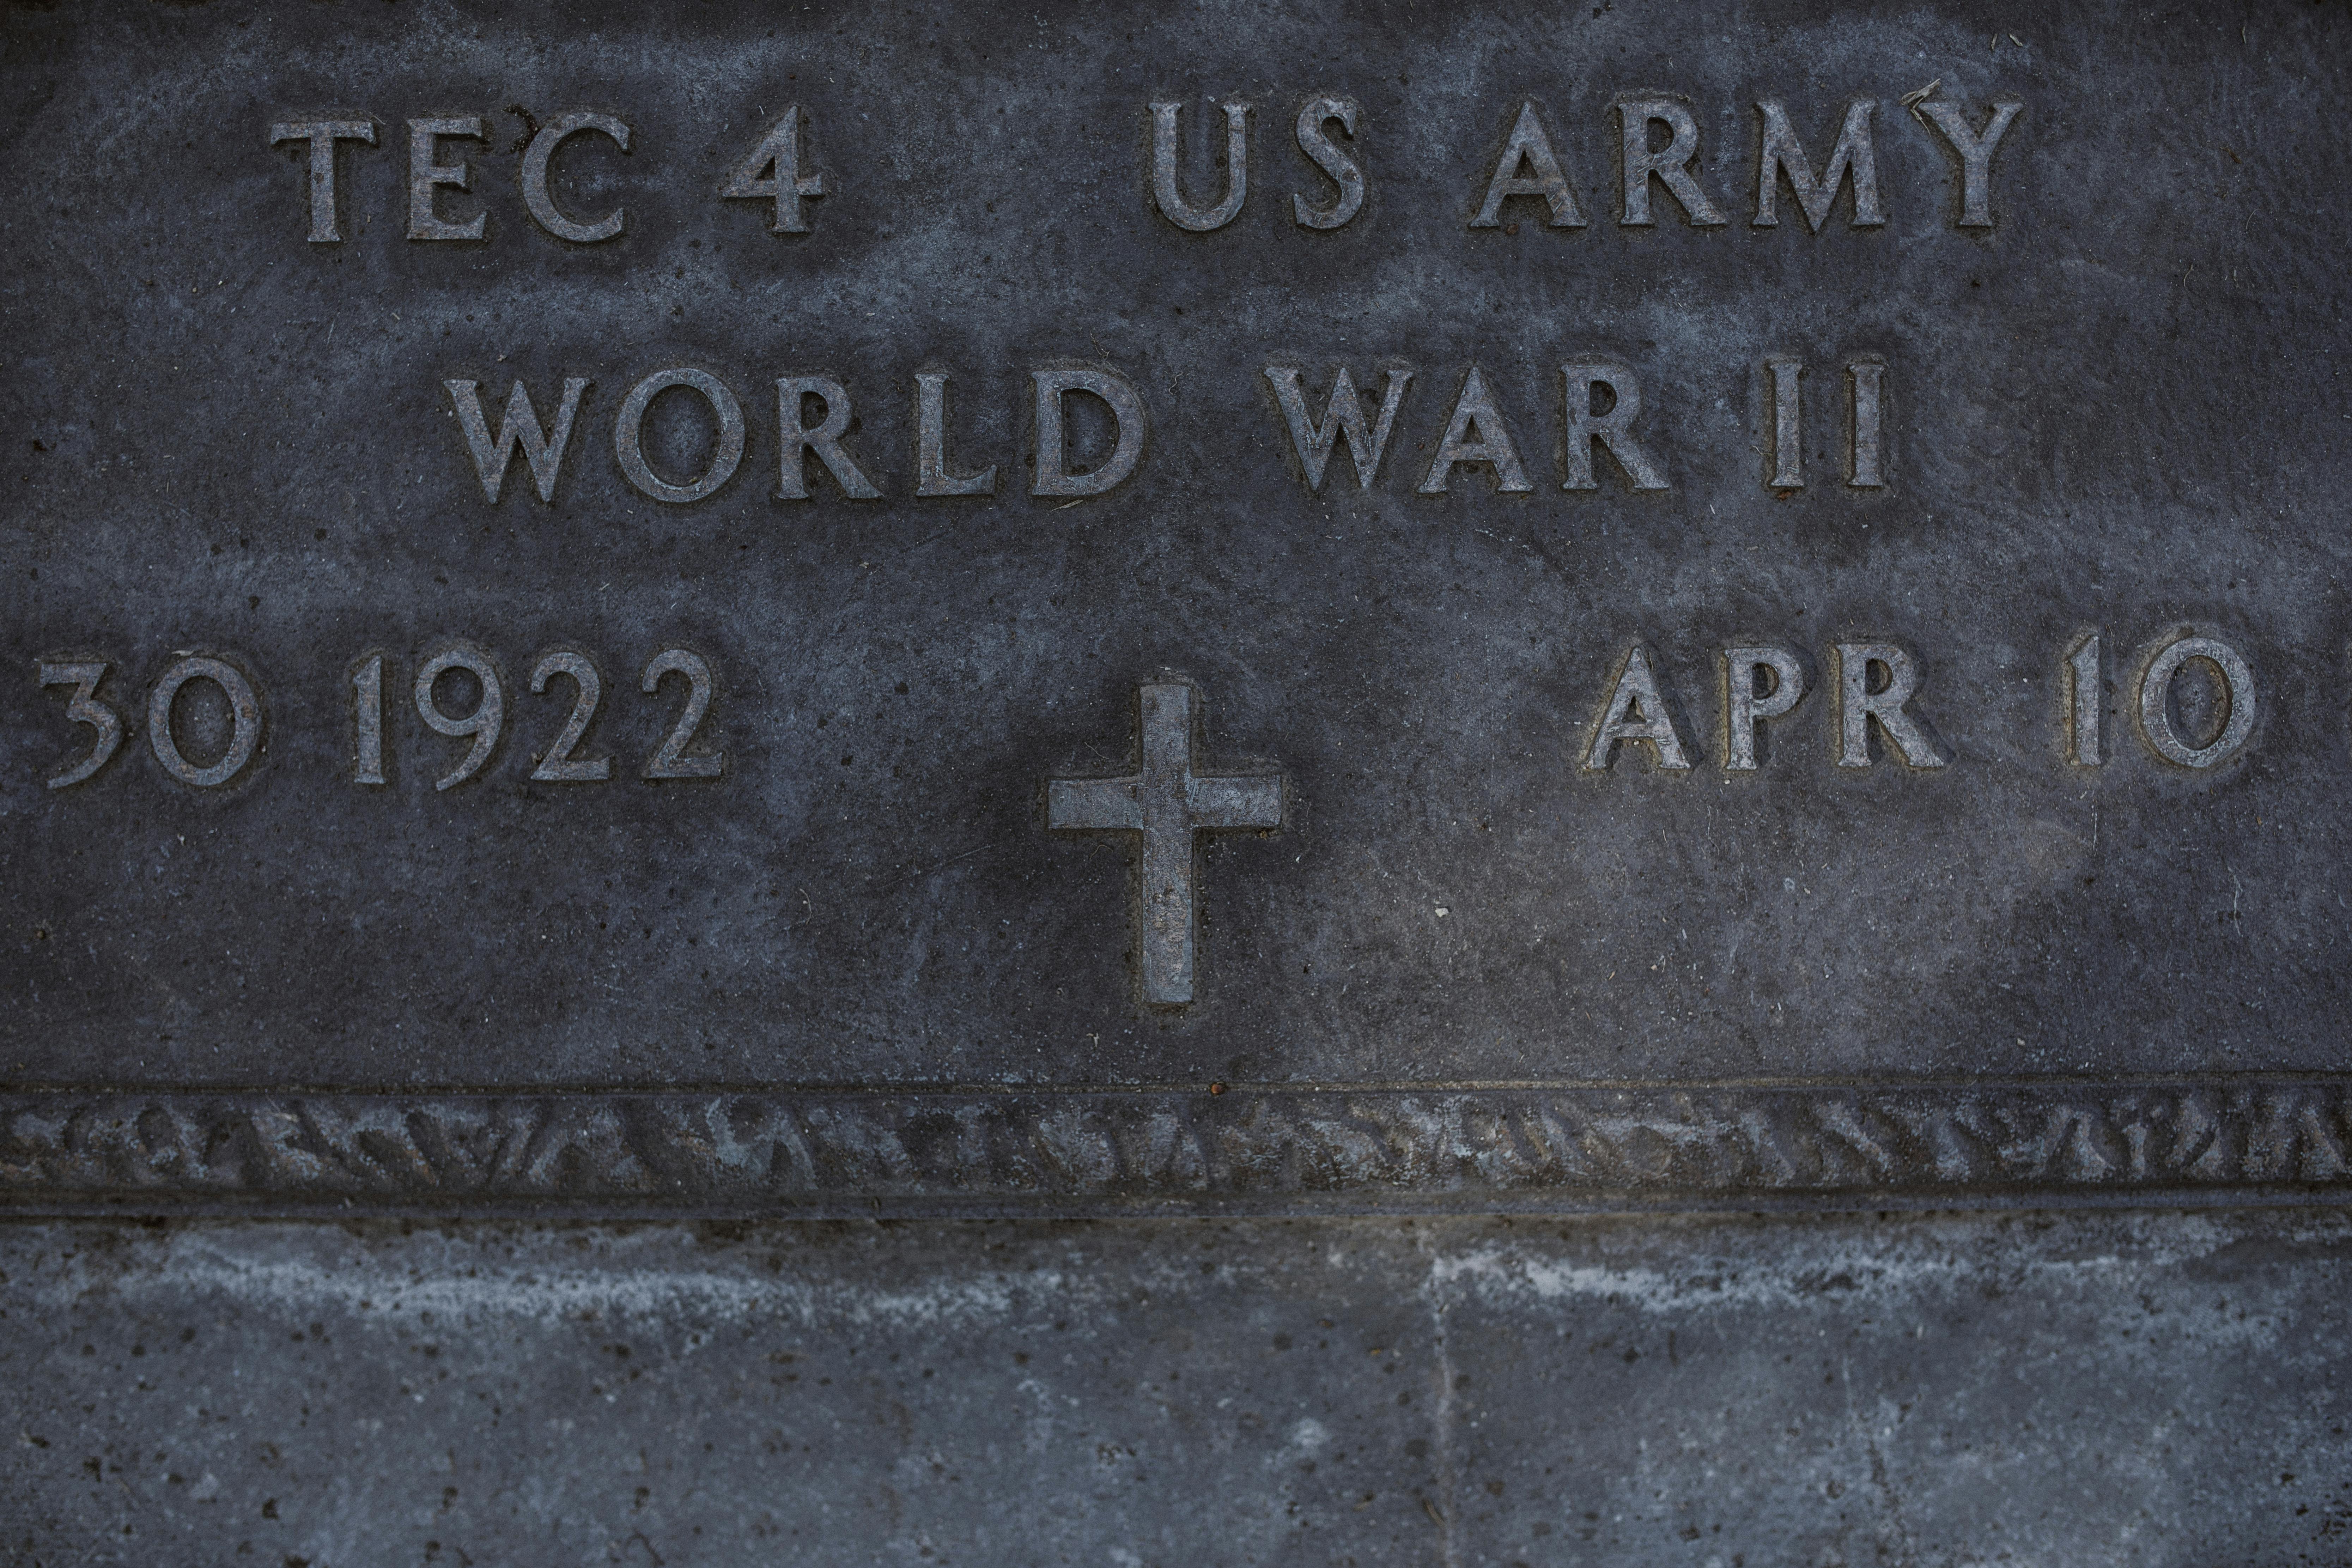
[6,1080,2352,1216]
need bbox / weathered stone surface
[7,1211,2349,1563]
[5,1,2349,1556]
[4,0,2348,1214]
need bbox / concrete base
[6,1211,2345,1563]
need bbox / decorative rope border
[6,1079,2352,1214]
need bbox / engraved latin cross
[1047,682,1284,1007]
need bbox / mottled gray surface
[5,0,2348,1107]
[7,4,2352,1560]
[6,1210,2351,1565]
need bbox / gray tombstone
[4,0,2350,1558]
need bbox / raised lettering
[1293,96,1364,230]
[406,116,486,242]
[2067,633,2102,766]
[269,119,376,243]
[643,649,723,780]
[1264,365,1410,491]
[1151,101,1248,232]
[528,651,609,783]
[914,373,996,496]
[447,378,588,503]
[1418,367,1530,493]
[2135,634,2255,768]
[1470,102,1585,229]
[614,369,746,504]
[1723,646,1806,771]
[519,111,630,243]
[1848,360,1886,488]
[1765,357,1804,489]
[1032,369,1145,497]
[36,661,123,789]
[1584,645,1692,771]
[1915,99,2023,229]
[1618,100,1725,226]
[1562,364,1668,491]
[1755,101,1885,231]
[353,654,386,785]
[776,377,882,500]
[722,107,827,233]
[414,648,502,790]
[149,656,262,788]
[1833,643,1944,768]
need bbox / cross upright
[1046,682,1285,1007]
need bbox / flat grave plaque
[4,0,2350,1215]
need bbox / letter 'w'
[446,377,590,502]
[1264,366,1411,492]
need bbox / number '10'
[355,646,722,789]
